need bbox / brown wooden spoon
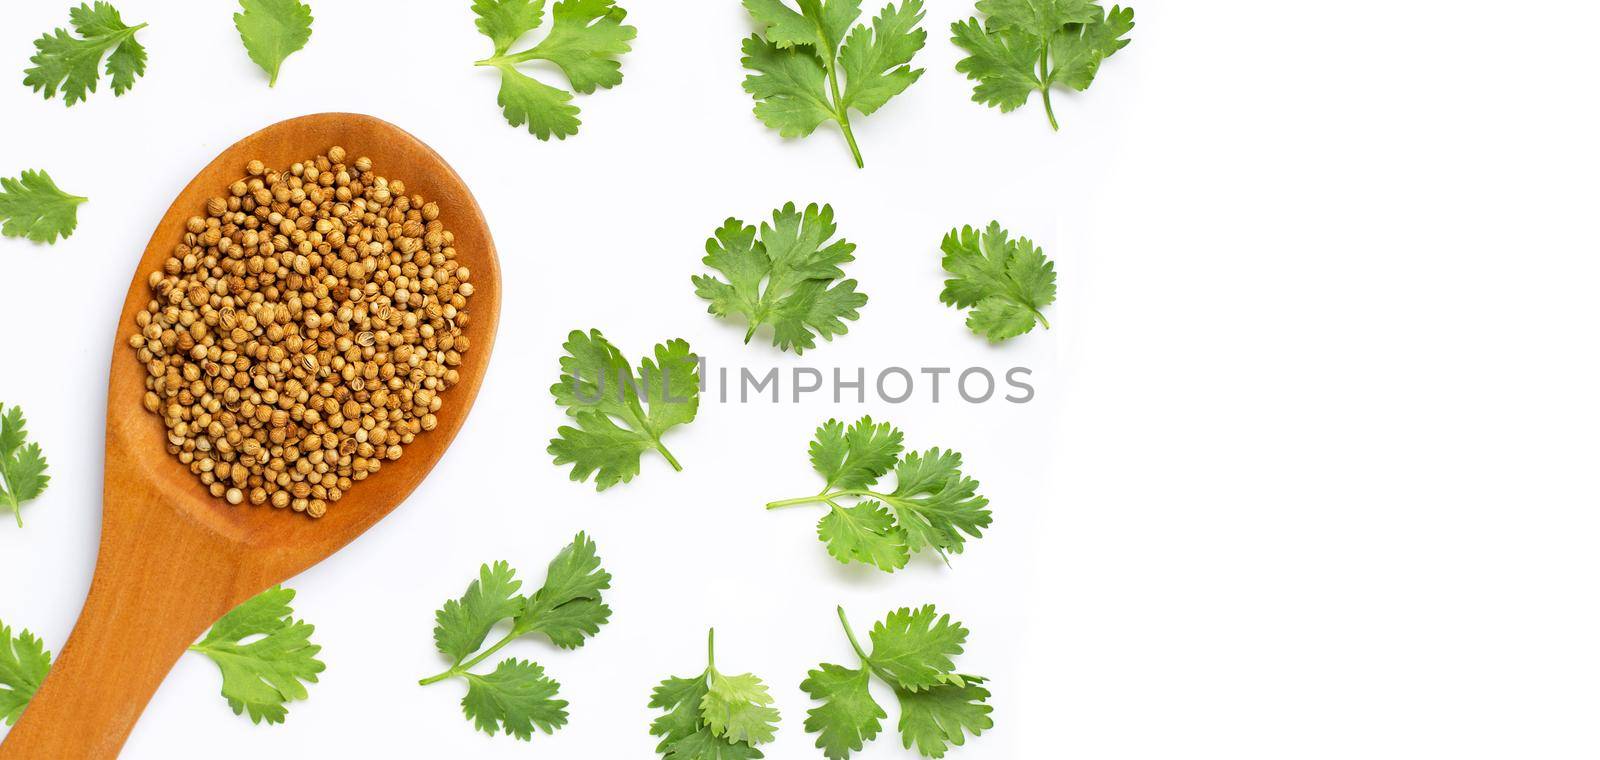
[0,113,499,758]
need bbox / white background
[1,0,1597,758]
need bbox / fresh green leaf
[234,0,313,87]
[189,586,325,725]
[702,670,780,745]
[818,501,910,572]
[952,1,1132,128]
[526,0,635,93]
[742,1,926,167]
[0,403,52,528]
[949,17,1041,112]
[473,0,547,55]
[461,658,569,740]
[650,674,713,750]
[810,416,904,490]
[23,2,148,106]
[0,621,52,726]
[433,561,525,664]
[0,405,26,457]
[421,534,611,741]
[977,0,1099,33]
[804,606,991,758]
[740,36,835,139]
[0,170,87,244]
[661,727,766,760]
[1051,4,1135,91]
[650,630,777,758]
[516,531,613,648]
[767,418,991,570]
[745,0,859,53]
[692,203,868,354]
[885,448,991,557]
[495,67,583,141]
[475,0,636,139]
[838,0,927,116]
[549,330,698,489]
[894,678,993,758]
[800,663,883,759]
[866,606,966,692]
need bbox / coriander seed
[127,147,474,519]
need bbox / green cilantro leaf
[234,0,313,87]
[804,606,992,758]
[952,1,1132,128]
[474,0,636,139]
[767,418,991,571]
[662,728,767,760]
[810,416,904,490]
[703,671,780,745]
[742,0,926,168]
[885,448,991,558]
[422,533,610,741]
[529,0,636,93]
[495,68,581,141]
[189,586,325,725]
[939,222,1057,341]
[692,203,868,354]
[978,0,1099,31]
[433,560,525,665]
[838,0,927,116]
[800,663,883,759]
[461,658,569,740]
[23,2,148,106]
[0,170,88,244]
[514,531,613,648]
[650,674,712,751]
[0,620,52,726]
[1051,4,1135,91]
[817,501,910,572]
[549,330,699,490]
[894,678,994,758]
[650,630,777,758]
[473,0,548,55]
[0,403,52,528]
[866,606,967,692]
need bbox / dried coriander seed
[127,146,474,519]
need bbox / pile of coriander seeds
[126,146,474,518]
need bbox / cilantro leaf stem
[835,607,873,669]
[824,50,864,168]
[766,488,892,510]
[419,628,516,685]
[1038,45,1058,130]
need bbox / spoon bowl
[0,112,499,758]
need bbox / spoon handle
[0,500,245,758]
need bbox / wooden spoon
[0,113,499,758]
